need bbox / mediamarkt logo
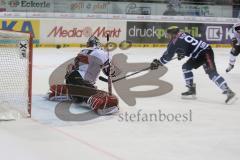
[47,26,121,38]
[9,0,50,8]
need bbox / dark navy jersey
[160,32,209,64]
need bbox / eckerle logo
[48,26,121,38]
[9,0,50,8]
[206,26,223,41]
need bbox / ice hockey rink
[1,47,240,160]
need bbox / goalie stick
[106,34,112,95]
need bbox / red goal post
[0,30,33,120]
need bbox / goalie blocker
[47,84,119,115]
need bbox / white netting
[0,30,31,120]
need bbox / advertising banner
[0,19,40,43]
[126,21,234,45]
[59,1,110,13]
[2,0,111,13]
[40,19,126,45]
[4,0,53,12]
[111,2,232,17]
[0,18,235,47]
[0,1,232,18]
[204,24,234,44]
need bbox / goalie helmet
[87,36,101,47]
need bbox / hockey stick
[99,56,178,83]
[105,0,112,95]
[99,66,151,83]
[106,34,112,95]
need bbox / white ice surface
[0,47,240,160]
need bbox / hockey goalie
[46,36,120,115]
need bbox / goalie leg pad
[96,106,119,115]
[87,92,119,115]
[47,84,71,101]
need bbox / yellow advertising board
[0,19,40,43]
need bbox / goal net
[0,30,32,120]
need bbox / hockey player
[150,26,236,104]
[47,36,119,115]
[226,22,240,72]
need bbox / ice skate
[181,83,196,99]
[225,89,238,104]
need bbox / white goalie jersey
[74,46,110,84]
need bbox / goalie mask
[87,36,101,47]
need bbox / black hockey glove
[150,59,162,70]
[177,53,185,60]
